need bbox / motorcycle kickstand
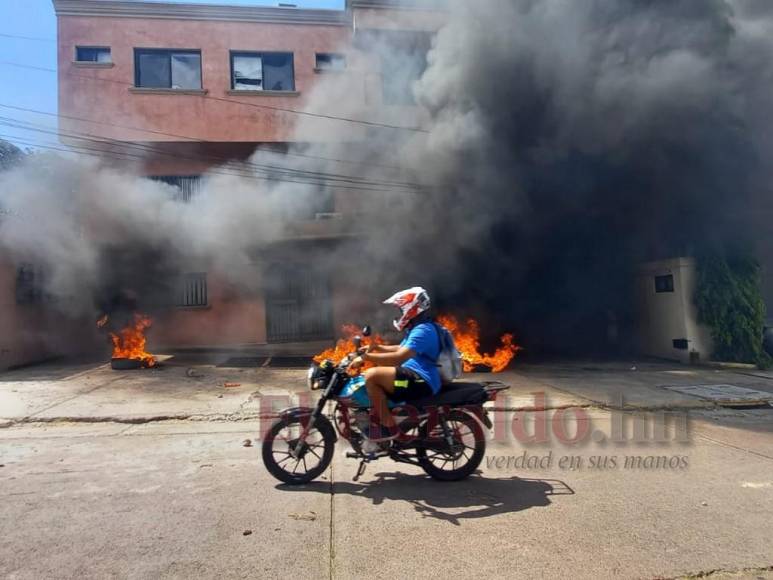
[353,458,368,482]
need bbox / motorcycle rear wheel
[262,415,336,485]
[417,410,485,481]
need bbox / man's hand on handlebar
[349,356,365,371]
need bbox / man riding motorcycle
[349,287,442,445]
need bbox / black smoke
[370,0,773,353]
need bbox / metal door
[265,263,333,343]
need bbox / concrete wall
[635,257,714,363]
[151,274,267,348]
[0,256,102,370]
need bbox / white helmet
[383,287,431,331]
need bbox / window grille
[177,272,208,307]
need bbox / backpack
[433,323,463,384]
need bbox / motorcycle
[261,326,510,485]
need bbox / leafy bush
[695,252,771,368]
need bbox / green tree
[695,251,770,367]
[0,138,24,171]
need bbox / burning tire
[110,358,145,370]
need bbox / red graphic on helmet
[383,287,430,331]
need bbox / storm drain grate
[661,384,773,408]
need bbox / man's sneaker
[361,424,398,454]
[364,424,399,442]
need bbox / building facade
[0,0,442,361]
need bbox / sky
[0,0,345,151]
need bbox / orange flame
[313,316,521,373]
[313,324,384,367]
[436,314,521,373]
[100,313,156,367]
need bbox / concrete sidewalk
[516,359,773,409]
[0,358,303,426]
[0,357,587,427]
[3,356,773,428]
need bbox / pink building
[0,0,445,368]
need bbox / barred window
[177,272,208,308]
[16,263,48,305]
[150,175,202,203]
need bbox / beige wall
[635,257,714,363]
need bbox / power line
[0,131,404,193]
[0,59,430,134]
[0,116,428,194]
[0,32,56,43]
[0,101,413,178]
[0,114,427,192]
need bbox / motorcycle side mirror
[362,325,372,337]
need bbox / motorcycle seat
[407,381,488,409]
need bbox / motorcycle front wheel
[261,414,336,485]
[417,410,486,481]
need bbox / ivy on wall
[694,252,770,367]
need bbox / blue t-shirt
[400,322,441,394]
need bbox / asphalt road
[1,359,773,579]
[2,410,773,579]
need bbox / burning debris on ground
[98,313,156,370]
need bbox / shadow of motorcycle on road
[277,473,574,525]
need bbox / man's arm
[368,344,401,353]
[359,346,415,367]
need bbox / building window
[311,189,335,219]
[177,273,208,308]
[655,274,674,293]
[315,52,346,72]
[378,31,431,105]
[16,263,48,305]
[231,52,294,91]
[76,47,111,63]
[150,175,202,203]
[135,49,202,90]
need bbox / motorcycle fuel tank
[339,375,371,407]
[339,375,406,409]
